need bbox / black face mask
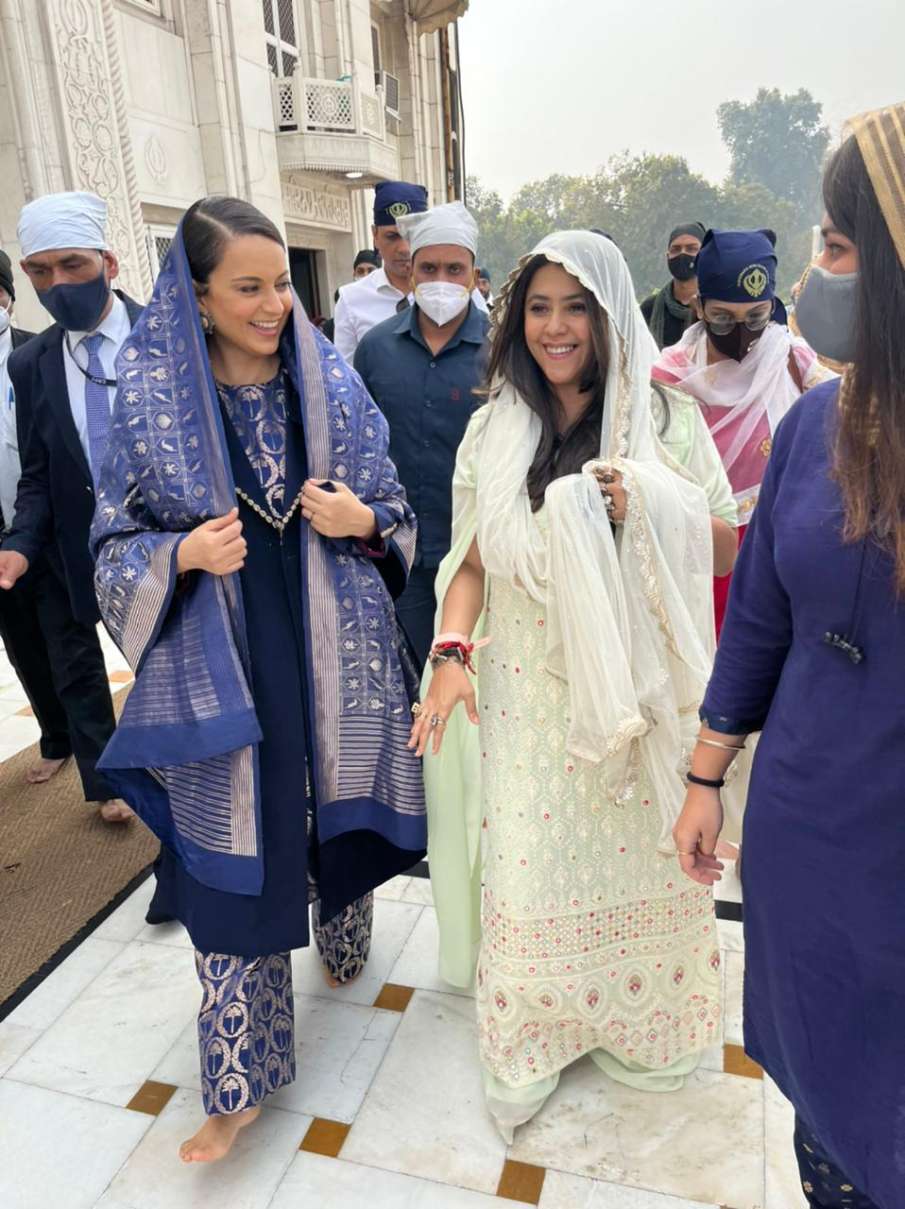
[705,322,762,362]
[667,253,697,282]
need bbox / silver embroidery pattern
[217,374,288,515]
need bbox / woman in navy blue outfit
[92,197,425,1163]
[673,102,905,1209]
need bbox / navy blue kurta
[149,372,420,956]
[702,379,905,1208]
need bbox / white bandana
[396,201,478,257]
[18,192,109,258]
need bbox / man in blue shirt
[354,201,489,665]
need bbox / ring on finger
[430,714,446,729]
[411,702,423,717]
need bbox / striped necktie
[80,332,111,482]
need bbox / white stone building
[0,0,469,329]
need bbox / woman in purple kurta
[673,103,905,1209]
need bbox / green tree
[717,87,830,221]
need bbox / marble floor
[0,636,808,1209]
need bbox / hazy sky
[457,0,904,200]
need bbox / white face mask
[0,303,10,337]
[414,281,470,326]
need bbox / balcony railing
[273,73,387,141]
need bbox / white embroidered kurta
[476,539,721,1088]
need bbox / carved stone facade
[0,0,466,329]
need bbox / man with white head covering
[333,181,487,361]
[0,191,143,822]
[354,200,490,664]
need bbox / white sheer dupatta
[425,231,715,987]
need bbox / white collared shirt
[62,292,131,467]
[332,266,487,362]
[0,327,18,529]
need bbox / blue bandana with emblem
[695,228,778,304]
[373,180,428,227]
[90,221,424,896]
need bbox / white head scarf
[395,200,478,257]
[472,229,714,845]
[18,192,108,258]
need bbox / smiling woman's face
[523,262,592,392]
[197,234,293,359]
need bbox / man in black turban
[640,222,707,349]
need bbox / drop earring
[200,311,215,335]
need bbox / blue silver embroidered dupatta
[91,224,422,895]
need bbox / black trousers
[394,563,438,671]
[0,557,71,762]
[1,552,116,802]
[794,1117,880,1208]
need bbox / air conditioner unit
[378,70,401,119]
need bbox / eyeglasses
[702,304,773,336]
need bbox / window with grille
[146,227,176,277]
[262,0,298,78]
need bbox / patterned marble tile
[92,877,157,943]
[5,936,124,1032]
[342,989,507,1195]
[0,1019,40,1078]
[271,1151,533,1208]
[508,1057,765,1209]
[388,905,474,998]
[538,1171,718,1207]
[94,1087,307,1209]
[8,940,199,1107]
[498,1158,546,1203]
[398,874,435,906]
[126,1079,178,1116]
[375,874,414,901]
[0,1080,151,1209]
[299,1117,351,1157]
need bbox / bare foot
[98,799,135,824]
[322,966,363,990]
[179,1105,261,1163]
[26,756,68,784]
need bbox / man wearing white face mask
[354,201,490,665]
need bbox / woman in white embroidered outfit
[410,231,722,1140]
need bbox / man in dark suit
[0,192,142,823]
[0,250,76,786]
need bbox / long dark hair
[485,254,609,512]
[824,135,905,591]
[182,195,285,287]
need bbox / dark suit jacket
[5,291,142,625]
[11,326,36,352]
[0,326,36,532]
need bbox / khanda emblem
[388,201,412,219]
[739,264,769,298]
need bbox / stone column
[39,0,153,298]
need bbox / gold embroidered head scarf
[848,102,905,267]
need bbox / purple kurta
[702,379,905,1209]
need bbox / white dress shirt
[0,327,19,529]
[332,266,488,362]
[62,292,131,466]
